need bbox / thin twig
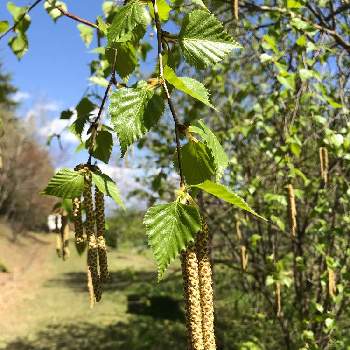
[88,49,118,161]
[57,7,98,29]
[152,0,185,188]
[0,0,44,41]
[242,2,350,53]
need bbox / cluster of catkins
[72,164,109,306]
[181,220,216,350]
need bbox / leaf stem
[152,0,185,188]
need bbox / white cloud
[25,100,61,121]
[38,118,70,137]
[12,91,31,102]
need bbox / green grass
[0,239,187,350]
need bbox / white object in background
[47,214,62,231]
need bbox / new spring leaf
[163,66,214,108]
[42,169,84,199]
[193,180,266,220]
[144,201,201,280]
[179,9,241,69]
[109,83,164,156]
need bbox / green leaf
[144,201,201,279]
[77,97,95,117]
[0,21,9,34]
[107,43,137,80]
[107,0,148,43]
[71,97,96,137]
[7,2,27,21]
[42,169,84,199]
[109,84,164,156]
[89,76,109,87]
[277,73,295,90]
[193,180,266,220]
[8,33,28,59]
[91,172,124,208]
[77,24,94,47]
[287,0,303,8]
[60,109,74,119]
[179,9,241,69]
[163,66,214,108]
[191,0,208,9]
[176,140,216,185]
[149,0,171,22]
[97,16,108,35]
[86,130,113,164]
[44,0,67,21]
[188,120,228,180]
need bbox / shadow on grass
[3,317,187,350]
[45,270,157,293]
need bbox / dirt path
[0,226,54,345]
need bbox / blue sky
[1,0,104,109]
[0,0,163,205]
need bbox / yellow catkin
[72,197,84,243]
[95,186,109,283]
[319,147,329,184]
[328,268,336,297]
[56,232,62,258]
[61,209,70,260]
[275,282,282,317]
[196,222,216,350]
[87,236,101,301]
[182,246,204,350]
[240,245,248,271]
[231,0,238,20]
[287,184,297,239]
[235,220,242,241]
[87,266,95,309]
[84,169,101,302]
[181,252,194,350]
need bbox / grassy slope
[0,225,187,350]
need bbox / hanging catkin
[240,245,248,271]
[61,209,70,260]
[87,266,95,309]
[231,0,239,20]
[236,220,248,271]
[56,231,62,258]
[181,252,194,350]
[275,282,282,317]
[328,268,336,297]
[235,220,242,240]
[84,168,101,302]
[182,246,204,350]
[287,184,297,239]
[72,197,85,243]
[95,185,109,283]
[196,221,216,350]
[319,147,329,185]
[73,165,86,254]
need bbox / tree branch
[57,7,98,29]
[0,0,44,41]
[242,2,350,54]
[87,49,118,163]
[152,0,185,188]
